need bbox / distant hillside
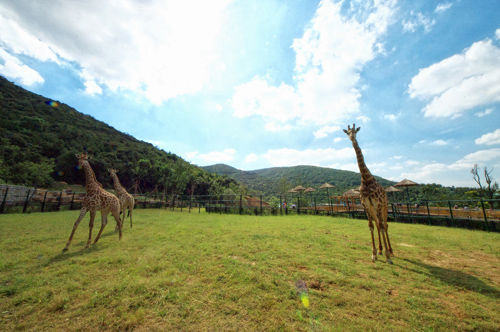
[0,76,238,194]
[203,164,395,197]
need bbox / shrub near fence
[1,185,498,232]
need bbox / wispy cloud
[475,108,494,118]
[0,49,44,85]
[409,39,500,118]
[187,148,237,165]
[231,0,396,131]
[262,147,353,167]
[402,11,435,33]
[435,3,452,14]
[475,129,500,146]
[313,126,341,139]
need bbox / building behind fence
[0,184,498,232]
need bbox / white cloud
[0,48,44,85]
[402,11,435,33]
[383,113,398,121]
[431,139,448,146]
[262,147,353,167]
[333,137,343,143]
[475,108,494,118]
[496,28,500,40]
[196,148,236,164]
[475,129,500,146]
[244,153,259,163]
[0,12,59,63]
[313,125,340,139]
[435,3,452,13]
[409,39,500,118]
[231,0,396,130]
[0,0,232,104]
[83,80,102,96]
[419,139,448,146]
[449,148,500,170]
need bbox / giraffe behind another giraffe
[108,168,135,228]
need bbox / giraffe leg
[385,226,393,255]
[93,212,108,245]
[380,223,393,264]
[129,207,133,228]
[85,210,97,248]
[376,225,383,255]
[112,208,123,240]
[367,218,377,262]
[63,208,88,252]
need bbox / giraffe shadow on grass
[400,258,500,299]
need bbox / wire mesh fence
[0,184,498,232]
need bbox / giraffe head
[108,168,117,176]
[343,123,360,142]
[75,152,89,167]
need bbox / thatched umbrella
[319,182,335,214]
[293,185,306,212]
[394,179,418,202]
[304,187,316,206]
[343,188,360,197]
[385,186,401,203]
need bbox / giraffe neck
[351,139,375,184]
[111,173,125,192]
[82,160,100,190]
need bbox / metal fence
[0,184,498,232]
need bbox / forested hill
[0,76,238,194]
[203,164,395,197]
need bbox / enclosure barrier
[0,184,498,232]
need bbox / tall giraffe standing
[63,153,122,252]
[343,124,393,263]
[108,168,135,228]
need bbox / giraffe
[343,124,393,263]
[108,168,135,228]
[62,152,122,252]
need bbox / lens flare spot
[75,165,82,170]
[45,100,59,107]
[56,171,64,176]
[300,293,309,308]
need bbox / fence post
[391,203,398,222]
[425,201,431,225]
[479,199,491,231]
[314,196,317,214]
[189,195,192,213]
[0,187,8,214]
[447,201,454,226]
[239,195,243,215]
[23,189,31,213]
[70,192,75,210]
[41,191,48,212]
[260,195,263,215]
[297,196,300,215]
[57,191,63,211]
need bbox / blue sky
[1,0,499,187]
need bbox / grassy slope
[0,210,499,331]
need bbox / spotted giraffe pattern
[62,152,122,251]
[109,168,135,228]
[344,124,393,263]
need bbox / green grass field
[0,210,499,331]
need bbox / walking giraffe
[108,168,135,228]
[343,124,393,263]
[62,152,122,252]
